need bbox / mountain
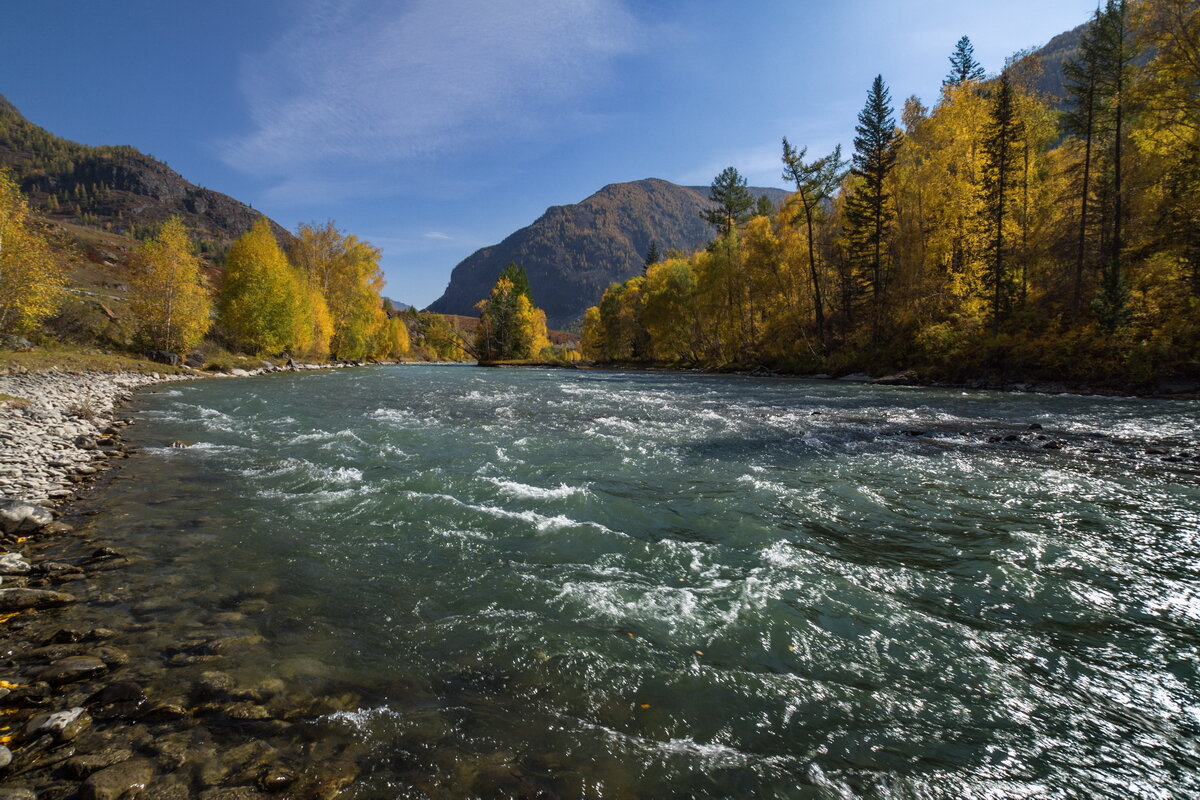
[0,93,289,248]
[427,179,791,328]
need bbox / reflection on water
[90,365,1200,798]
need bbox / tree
[0,169,64,335]
[843,75,901,332]
[702,167,754,235]
[498,262,534,304]
[944,35,986,88]
[290,221,388,360]
[980,70,1024,329]
[755,194,775,219]
[643,241,661,275]
[217,218,302,354]
[474,270,550,361]
[782,139,847,346]
[128,217,212,352]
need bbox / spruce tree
[498,262,534,304]
[944,35,986,87]
[842,75,900,332]
[643,242,660,275]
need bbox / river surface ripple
[107,365,1200,799]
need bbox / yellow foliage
[128,217,212,352]
[290,222,387,360]
[217,218,302,355]
[0,168,64,335]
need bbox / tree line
[0,169,422,362]
[582,0,1199,387]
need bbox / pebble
[0,588,78,611]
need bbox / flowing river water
[77,365,1200,799]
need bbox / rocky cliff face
[427,178,790,328]
[0,93,289,247]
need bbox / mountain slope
[0,93,289,248]
[428,179,790,328]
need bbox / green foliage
[702,167,755,236]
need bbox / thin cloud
[224,0,641,178]
[423,231,453,240]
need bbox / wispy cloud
[423,231,453,240]
[224,0,641,183]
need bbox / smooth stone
[0,553,31,575]
[0,744,10,769]
[65,748,134,780]
[837,372,872,382]
[37,655,108,685]
[0,588,77,611]
[23,707,91,741]
[81,759,155,800]
[0,499,53,534]
[0,789,37,800]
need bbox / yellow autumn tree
[127,217,212,353]
[373,315,410,360]
[217,218,302,355]
[0,168,64,335]
[290,221,387,360]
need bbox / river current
[99,365,1198,799]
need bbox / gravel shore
[0,369,190,506]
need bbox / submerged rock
[0,588,77,611]
[23,707,91,741]
[36,655,108,685]
[81,758,154,800]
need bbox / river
[89,365,1200,799]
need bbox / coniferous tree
[944,36,987,87]
[498,262,534,304]
[782,138,847,346]
[702,167,754,236]
[980,70,1024,329]
[643,241,660,275]
[755,194,775,219]
[843,75,901,332]
[1095,0,1133,332]
[1065,8,1105,314]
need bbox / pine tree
[782,138,847,346]
[944,36,987,88]
[843,75,900,332]
[980,70,1024,330]
[702,167,754,235]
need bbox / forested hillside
[0,94,289,249]
[581,0,1200,393]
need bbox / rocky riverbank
[0,365,378,800]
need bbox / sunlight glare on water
[107,365,1200,799]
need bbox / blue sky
[4,1,1096,307]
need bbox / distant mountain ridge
[0,93,289,247]
[428,179,790,328]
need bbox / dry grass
[0,392,30,408]
[0,343,189,375]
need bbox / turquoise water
[107,365,1199,798]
